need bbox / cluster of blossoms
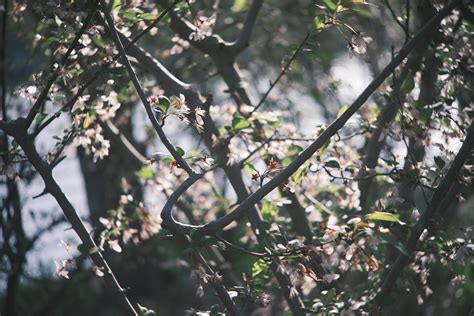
[98,194,160,253]
[71,90,121,162]
[190,265,223,298]
[149,93,206,132]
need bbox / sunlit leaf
[252,259,268,278]
[337,104,349,118]
[365,212,405,225]
[136,166,153,180]
[232,113,251,130]
[322,0,337,11]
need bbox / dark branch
[100,0,196,175]
[231,0,264,53]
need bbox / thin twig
[250,33,310,115]
[379,121,474,298]
[100,0,195,175]
[25,11,95,128]
[33,1,180,138]
[383,0,408,38]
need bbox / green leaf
[139,13,156,21]
[136,166,154,180]
[123,11,137,20]
[243,162,254,175]
[92,35,105,48]
[317,126,331,154]
[292,161,310,184]
[252,259,268,278]
[341,0,366,6]
[365,212,406,225]
[324,158,340,169]
[314,16,325,33]
[161,157,172,165]
[261,200,278,220]
[322,288,336,306]
[232,113,251,130]
[434,156,445,170]
[35,112,47,125]
[175,146,185,157]
[322,0,337,11]
[400,75,415,95]
[268,119,281,128]
[156,96,171,112]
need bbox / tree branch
[358,0,452,209]
[231,0,264,53]
[24,10,95,129]
[100,0,196,175]
[379,121,474,297]
[1,118,137,315]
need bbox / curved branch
[195,0,463,235]
[157,0,462,237]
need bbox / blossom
[170,93,188,110]
[95,91,121,121]
[71,95,90,112]
[92,265,105,277]
[54,259,76,279]
[108,239,122,253]
[347,32,371,57]
[194,107,206,126]
[189,15,215,41]
[322,273,340,284]
[267,157,279,170]
[55,261,70,279]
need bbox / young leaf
[314,16,325,33]
[156,96,171,112]
[252,259,268,278]
[322,0,337,11]
[400,75,415,95]
[232,113,251,130]
[175,146,185,157]
[365,212,405,225]
[324,158,341,169]
[136,166,154,180]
